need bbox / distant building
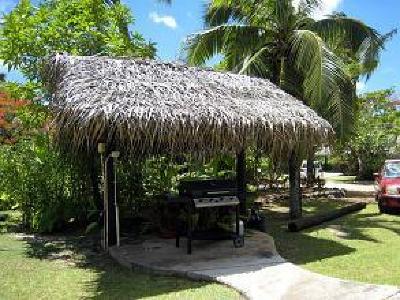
[391,100,400,111]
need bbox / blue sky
[1,0,399,94]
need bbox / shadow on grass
[263,199,400,265]
[333,209,400,242]
[0,209,238,299]
[22,233,230,300]
[263,207,356,264]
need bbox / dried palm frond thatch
[42,54,333,160]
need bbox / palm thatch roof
[42,54,333,160]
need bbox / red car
[375,159,400,213]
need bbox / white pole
[114,159,120,247]
[104,157,109,250]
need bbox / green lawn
[324,175,357,182]
[0,212,240,300]
[2,200,399,299]
[265,200,400,286]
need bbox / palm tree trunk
[306,153,315,186]
[104,0,132,45]
[273,56,304,219]
[271,58,282,86]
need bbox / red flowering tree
[0,91,29,144]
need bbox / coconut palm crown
[187,0,395,138]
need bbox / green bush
[0,135,96,232]
[0,100,97,232]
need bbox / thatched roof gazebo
[42,54,333,248]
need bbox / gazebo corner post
[99,142,120,250]
[106,150,121,248]
[236,149,247,215]
[288,150,302,220]
[105,153,117,247]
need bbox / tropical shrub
[0,0,156,232]
[0,138,95,232]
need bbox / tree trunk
[288,202,366,232]
[357,156,363,179]
[324,151,328,169]
[289,151,302,220]
[306,153,315,186]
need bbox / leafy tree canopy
[0,0,156,80]
[347,89,400,178]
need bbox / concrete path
[110,232,400,300]
[196,256,400,300]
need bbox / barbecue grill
[172,179,244,254]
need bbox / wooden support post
[236,150,246,214]
[288,151,302,220]
[105,154,117,247]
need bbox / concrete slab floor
[109,231,400,300]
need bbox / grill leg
[233,205,244,248]
[236,205,240,236]
[187,237,192,255]
[176,214,180,248]
[187,205,192,255]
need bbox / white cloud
[312,0,343,20]
[356,81,366,93]
[149,12,177,29]
[293,0,343,20]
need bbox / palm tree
[186,0,394,217]
[187,0,393,138]
[102,0,167,57]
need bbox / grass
[324,175,357,182]
[264,199,400,286]
[0,211,241,300]
[2,198,399,298]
